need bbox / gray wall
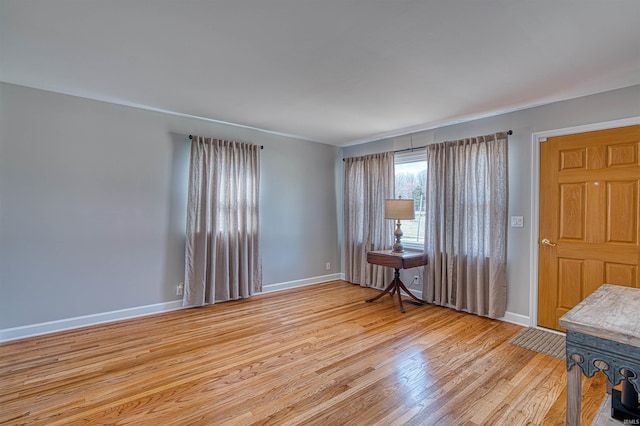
[2,82,638,330]
[342,84,640,318]
[0,83,341,329]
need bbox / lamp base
[392,220,404,253]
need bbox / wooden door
[538,125,640,331]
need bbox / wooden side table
[365,249,428,313]
[559,284,640,426]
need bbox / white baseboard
[1,273,530,342]
[0,273,346,343]
[0,300,186,343]
[259,273,343,294]
[498,311,530,327]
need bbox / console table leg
[396,279,405,313]
[365,268,400,303]
[397,280,425,305]
[365,281,394,303]
[365,267,424,313]
[566,354,583,426]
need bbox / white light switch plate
[511,216,524,228]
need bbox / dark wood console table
[559,284,640,426]
[365,249,428,313]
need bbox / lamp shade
[385,199,415,220]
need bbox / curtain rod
[343,130,512,161]
[189,134,264,149]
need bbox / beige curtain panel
[422,132,508,318]
[184,136,261,306]
[344,152,395,289]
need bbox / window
[394,151,427,247]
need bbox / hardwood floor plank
[0,281,605,425]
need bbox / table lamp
[385,197,415,253]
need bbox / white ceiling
[1,1,639,146]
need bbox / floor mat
[509,327,565,359]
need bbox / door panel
[538,125,640,331]
[605,262,636,287]
[558,258,584,307]
[607,181,638,244]
[559,183,585,240]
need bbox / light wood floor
[1,280,607,425]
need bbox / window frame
[394,150,427,250]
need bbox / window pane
[395,160,427,245]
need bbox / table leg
[366,268,425,313]
[396,276,405,313]
[566,354,583,426]
[365,268,400,303]
[397,279,425,306]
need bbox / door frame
[528,116,640,328]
